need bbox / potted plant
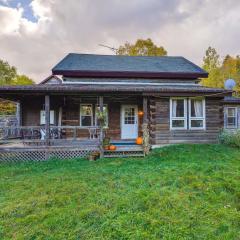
[88,151,100,161]
[103,137,110,150]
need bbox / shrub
[219,129,240,147]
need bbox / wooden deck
[0,139,144,162]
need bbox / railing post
[45,95,50,146]
[99,96,104,158]
[74,126,77,140]
[143,96,150,155]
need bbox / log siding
[150,97,223,144]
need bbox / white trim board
[63,81,198,86]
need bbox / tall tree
[14,75,34,85]
[116,38,167,56]
[201,47,240,93]
[202,47,222,88]
[0,59,35,115]
[0,60,17,85]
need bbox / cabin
[0,54,233,161]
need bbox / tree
[0,59,35,115]
[14,75,34,85]
[201,47,240,93]
[202,47,222,88]
[203,47,220,71]
[0,60,17,85]
[116,38,167,56]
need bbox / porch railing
[0,126,100,146]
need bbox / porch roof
[0,84,232,97]
[223,96,240,104]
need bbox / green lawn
[0,144,240,240]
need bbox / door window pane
[124,107,135,124]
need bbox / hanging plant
[96,111,107,127]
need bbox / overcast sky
[0,0,240,82]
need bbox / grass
[0,144,240,239]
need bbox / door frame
[120,104,138,139]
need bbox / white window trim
[170,98,187,130]
[226,107,238,129]
[79,104,93,127]
[40,110,55,125]
[188,98,206,130]
[95,104,109,128]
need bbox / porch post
[143,96,150,155]
[16,101,22,127]
[99,96,104,158]
[45,95,50,146]
[16,101,22,137]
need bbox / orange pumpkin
[136,137,143,145]
[109,145,117,151]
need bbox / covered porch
[0,91,150,160]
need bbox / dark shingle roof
[224,96,240,104]
[52,53,208,78]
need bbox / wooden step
[103,147,145,158]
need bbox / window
[170,98,187,129]
[95,105,108,128]
[124,107,136,124]
[40,110,55,125]
[80,104,93,126]
[226,107,237,128]
[189,98,205,129]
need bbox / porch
[0,93,149,161]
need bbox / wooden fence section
[0,146,99,162]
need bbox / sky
[0,0,240,83]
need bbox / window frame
[188,98,206,130]
[95,104,109,128]
[40,110,55,125]
[226,107,238,129]
[79,104,93,127]
[170,98,188,130]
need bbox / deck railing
[0,126,100,146]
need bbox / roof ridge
[68,53,183,58]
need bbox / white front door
[121,105,138,139]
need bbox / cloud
[0,0,240,82]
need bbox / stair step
[103,150,145,158]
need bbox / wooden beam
[16,101,22,127]
[45,95,50,145]
[143,97,148,124]
[99,96,104,157]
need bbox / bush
[219,129,240,147]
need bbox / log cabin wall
[150,97,224,145]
